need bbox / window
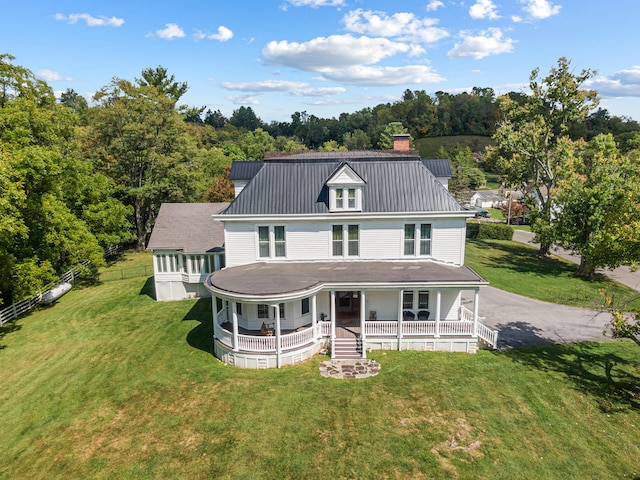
[404,223,432,256]
[216,297,223,312]
[156,253,177,273]
[348,225,359,256]
[235,303,243,316]
[258,304,269,319]
[403,291,413,310]
[348,188,356,209]
[404,225,415,255]
[279,303,285,319]
[332,225,343,256]
[258,226,270,258]
[301,297,310,315]
[418,291,429,310]
[274,226,286,257]
[258,226,286,259]
[420,224,432,255]
[336,188,344,209]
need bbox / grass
[1,252,639,479]
[466,239,640,310]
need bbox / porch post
[231,302,239,352]
[212,295,218,340]
[397,289,403,351]
[360,290,366,359]
[311,294,318,339]
[435,290,441,338]
[473,289,480,337]
[274,304,282,368]
[330,290,336,359]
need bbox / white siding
[224,223,257,267]
[234,180,247,198]
[223,216,466,265]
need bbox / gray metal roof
[147,203,228,253]
[206,260,487,297]
[224,160,463,215]
[422,159,452,178]
[229,161,264,181]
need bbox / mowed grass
[1,252,640,479]
[466,239,640,310]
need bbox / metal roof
[146,203,228,252]
[422,159,452,178]
[229,161,264,180]
[206,260,487,297]
[224,160,463,215]
[265,150,421,161]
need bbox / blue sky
[2,0,640,123]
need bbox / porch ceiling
[205,260,487,298]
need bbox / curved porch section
[205,260,496,368]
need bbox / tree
[492,57,599,256]
[89,79,203,250]
[136,66,188,102]
[202,165,234,202]
[229,106,262,131]
[378,122,413,149]
[553,134,640,276]
[204,109,228,128]
[343,129,371,150]
[59,88,88,117]
[602,291,640,347]
[319,140,347,151]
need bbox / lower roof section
[205,260,488,302]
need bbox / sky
[2,0,640,123]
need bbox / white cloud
[221,80,346,97]
[221,80,309,92]
[447,28,516,59]
[38,69,72,82]
[589,67,640,97]
[520,0,561,19]
[511,15,523,22]
[426,1,444,12]
[342,9,448,44]
[282,0,345,7]
[226,95,260,105]
[195,25,233,42]
[150,23,186,40]
[319,65,445,86]
[263,34,410,71]
[469,0,500,20]
[54,13,124,27]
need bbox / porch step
[332,338,363,359]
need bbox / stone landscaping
[319,359,380,379]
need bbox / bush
[477,223,514,240]
[466,223,480,239]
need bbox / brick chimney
[392,134,411,151]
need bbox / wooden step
[332,338,363,359]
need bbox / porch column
[434,290,441,338]
[360,290,366,359]
[231,302,239,352]
[330,290,336,359]
[212,295,218,340]
[274,304,282,368]
[472,289,480,337]
[311,294,318,339]
[397,289,403,351]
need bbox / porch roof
[205,260,487,300]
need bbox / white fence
[0,245,121,327]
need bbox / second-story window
[332,224,359,257]
[404,223,432,257]
[258,226,286,258]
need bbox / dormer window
[326,163,365,212]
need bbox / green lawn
[466,239,640,309]
[1,252,639,479]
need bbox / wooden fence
[0,245,121,327]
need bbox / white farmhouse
[147,137,496,368]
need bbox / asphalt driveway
[463,287,609,350]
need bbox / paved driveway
[463,287,609,350]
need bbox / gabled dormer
[325,163,365,212]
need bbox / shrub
[477,223,514,240]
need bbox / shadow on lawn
[183,298,213,355]
[139,277,156,300]
[503,342,640,412]
[0,320,22,349]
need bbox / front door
[335,291,360,326]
